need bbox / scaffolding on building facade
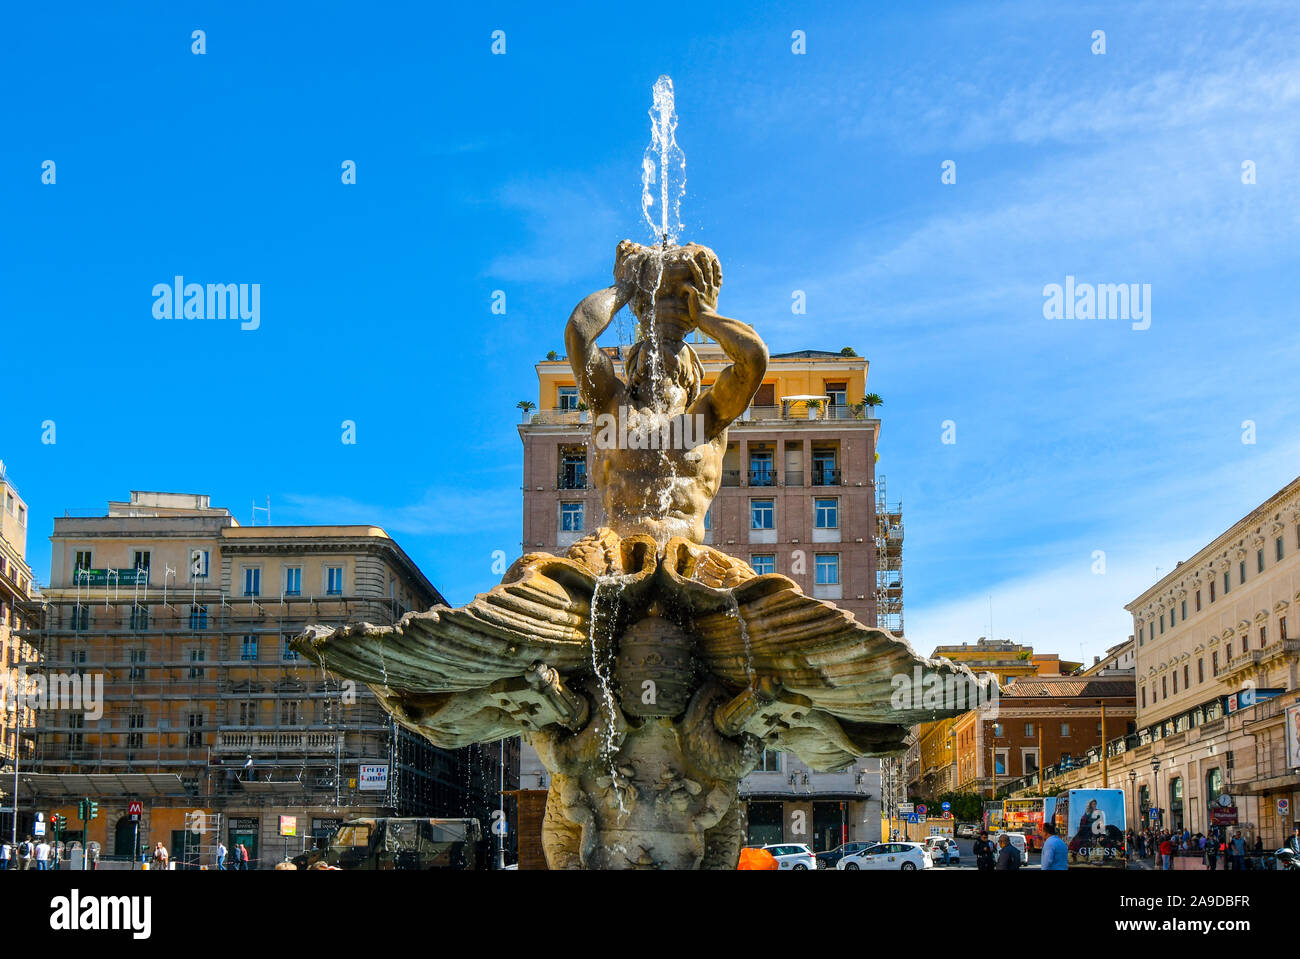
[875,476,904,635]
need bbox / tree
[840,346,858,356]
[546,350,559,361]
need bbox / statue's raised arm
[563,241,637,413]
[684,254,768,439]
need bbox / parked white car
[997,833,1028,859]
[760,843,816,870]
[925,836,960,864]
[838,841,932,871]
[956,823,978,839]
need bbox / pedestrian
[237,842,251,871]
[17,836,33,870]
[0,839,10,872]
[973,830,995,871]
[216,840,227,871]
[995,834,1022,870]
[1159,834,1173,871]
[1206,836,1218,871]
[1230,832,1245,872]
[1041,823,1068,870]
[152,841,169,870]
[34,838,51,871]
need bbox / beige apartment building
[1006,477,1300,845]
[513,341,898,858]
[1,462,38,840]
[14,491,510,866]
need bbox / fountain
[294,76,988,869]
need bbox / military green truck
[294,817,482,870]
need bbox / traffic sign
[898,802,914,815]
[907,814,921,823]
[917,804,928,816]
[1277,798,1290,816]
[941,802,951,811]
[128,800,143,820]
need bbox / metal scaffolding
[875,476,904,635]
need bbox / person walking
[1041,823,1068,870]
[1159,834,1173,871]
[34,838,51,871]
[1206,836,1219,871]
[237,842,251,871]
[216,840,227,871]
[973,831,995,871]
[995,835,1022,870]
[0,839,10,871]
[17,836,33,871]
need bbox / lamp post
[1150,756,1162,833]
[1128,770,1137,833]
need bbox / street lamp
[1150,756,1161,833]
[1128,770,1137,834]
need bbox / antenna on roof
[252,496,271,526]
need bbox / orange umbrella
[737,847,779,870]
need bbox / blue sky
[2,1,1297,664]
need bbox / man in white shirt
[0,840,11,871]
[34,839,52,870]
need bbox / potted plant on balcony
[864,393,883,418]
[805,399,824,420]
[546,350,559,361]
[516,400,536,423]
[576,400,589,424]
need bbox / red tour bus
[1002,797,1057,851]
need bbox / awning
[780,394,829,402]
[10,772,189,799]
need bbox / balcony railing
[558,471,588,490]
[811,468,841,486]
[747,469,776,487]
[721,470,741,487]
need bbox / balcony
[215,730,343,754]
[721,470,741,487]
[811,468,841,486]
[747,469,776,487]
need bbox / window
[1259,626,1266,648]
[239,701,256,726]
[1212,651,1219,675]
[189,604,208,630]
[1223,571,1230,595]
[1159,614,1164,634]
[132,550,150,571]
[1060,722,1070,736]
[811,448,839,486]
[241,635,259,661]
[284,567,302,596]
[748,450,774,487]
[243,567,261,597]
[68,714,84,750]
[1141,686,1146,707]
[281,700,301,726]
[1024,750,1039,774]
[561,502,584,532]
[750,554,776,575]
[326,566,344,595]
[129,649,147,679]
[71,604,89,630]
[1161,676,1167,698]
[994,751,1008,775]
[1277,536,1285,562]
[814,554,839,585]
[755,749,781,772]
[992,723,1004,737]
[1198,659,1204,683]
[189,649,205,679]
[814,498,838,529]
[187,713,203,748]
[1196,590,1201,612]
[1257,549,1265,573]
[557,386,579,411]
[1281,617,1289,642]
[282,635,299,661]
[126,713,145,749]
[1239,561,1246,585]
[559,451,587,489]
[74,550,92,571]
[1172,671,1178,694]
[750,500,774,530]
[130,605,149,630]
[1181,599,1186,620]
[1210,580,1216,602]
[189,549,209,579]
[1024,722,1035,737]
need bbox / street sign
[941,801,951,812]
[1278,798,1290,816]
[128,800,143,821]
[907,814,921,823]
[34,820,46,837]
[917,804,928,816]
[279,815,297,837]
[898,802,914,815]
